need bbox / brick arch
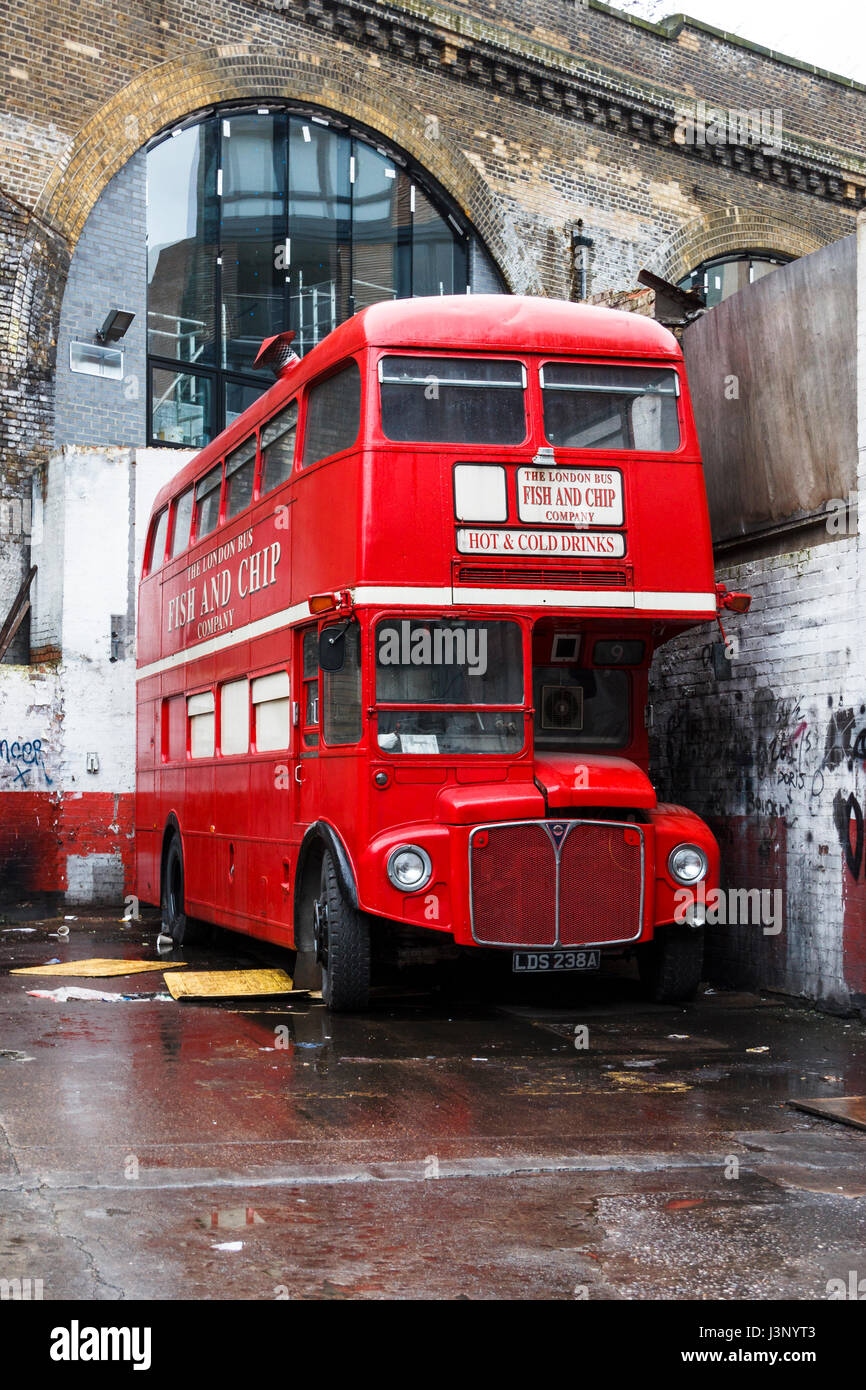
[31,44,523,289]
[644,207,829,287]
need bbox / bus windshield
[379,356,526,444]
[375,618,524,754]
[541,363,680,452]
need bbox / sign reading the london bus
[136,295,738,1014]
[516,466,623,526]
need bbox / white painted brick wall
[3,445,190,898]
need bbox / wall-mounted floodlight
[96,309,135,343]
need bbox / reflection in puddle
[200,1206,265,1230]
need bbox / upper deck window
[146,508,169,576]
[171,488,194,558]
[541,363,680,452]
[261,402,298,493]
[225,437,257,519]
[379,356,526,445]
[301,362,362,468]
[195,464,223,539]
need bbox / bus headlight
[668,843,708,886]
[387,845,432,892]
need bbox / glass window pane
[288,119,351,354]
[323,622,362,745]
[225,437,257,519]
[379,356,526,445]
[532,668,629,749]
[541,364,680,452]
[412,186,463,297]
[188,690,215,758]
[220,679,249,755]
[376,710,522,756]
[225,378,267,429]
[304,681,319,727]
[255,698,290,751]
[195,464,222,538]
[261,401,298,493]
[147,124,219,366]
[352,143,411,312]
[148,509,169,574]
[375,620,523,703]
[221,114,288,377]
[303,629,318,680]
[251,672,291,752]
[151,366,214,448]
[302,362,361,466]
[171,488,194,557]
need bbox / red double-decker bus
[136,294,734,1010]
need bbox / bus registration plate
[512,949,601,973]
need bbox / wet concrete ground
[1,911,865,1300]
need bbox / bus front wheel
[637,924,704,1004]
[316,850,371,1011]
[161,836,206,948]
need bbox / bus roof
[319,294,681,358]
[148,296,681,518]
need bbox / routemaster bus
[136,294,744,1010]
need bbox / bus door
[293,624,322,838]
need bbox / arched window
[677,251,793,309]
[146,107,477,447]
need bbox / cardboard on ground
[13,958,187,978]
[165,969,298,999]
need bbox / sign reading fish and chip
[517,466,623,527]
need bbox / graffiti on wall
[656,682,866,1000]
[0,737,52,787]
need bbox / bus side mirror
[319,624,346,672]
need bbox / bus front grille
[469,820,644,948]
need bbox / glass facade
[678,251,792,308]
[147,109,472,447]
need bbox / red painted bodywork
[135,295,720,953]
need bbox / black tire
[161,835,207,947]
[637,924,704,1003]
[316,849,371,1011]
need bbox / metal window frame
[147,104,473,448]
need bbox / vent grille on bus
[455,563,629,588]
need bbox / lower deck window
[377,710,522,756]
[532,667,629,749]
[220,679,249,755]
[375,618,524,755]
[188,690,215,757]
[323,622,362,745]
[252,671,290,751]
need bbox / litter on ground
[26,986,174,1003]
[12,958,187,978]
[165,968,298,1000]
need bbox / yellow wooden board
[165,969,295,999]
[13,958,187,978]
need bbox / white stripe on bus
[135,587,717,681]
